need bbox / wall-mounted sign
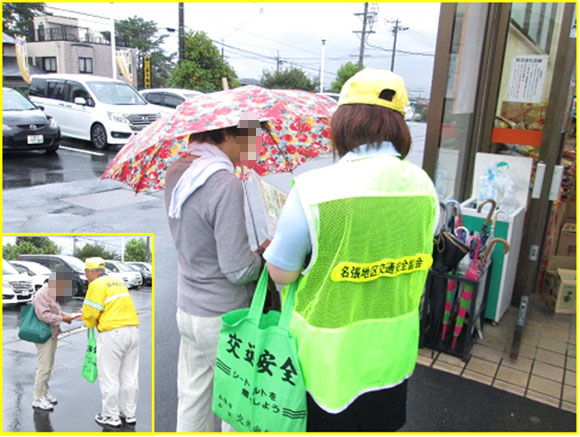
[506,55,549,103]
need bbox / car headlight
[2,124,14,133]
[3,280,13,289]
[107,111,129,124]
[48,117,59,129]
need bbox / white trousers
[34,336,58,401]
[176,308,235,432]
[97,326,140,418]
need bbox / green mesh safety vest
[291,153,437,413]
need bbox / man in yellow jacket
[82,257,140,428]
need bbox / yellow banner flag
[116,50,134,86]
[14,36,30,84]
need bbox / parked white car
[28,74,161,150]
[3,259,34,305]
[104,260,142,288]
[139,88,203,115]
[10,260,51,292]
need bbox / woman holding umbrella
[264,68,439,431]
[164,112,270,432]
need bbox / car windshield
[3,89,36,111]
[181,91,201,98]
[21,262,51,275]
[86,81,147,105]
[116,263,133,272]
[60,256,86,272]
[3,260,20,275]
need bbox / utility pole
[353,3,377,71]
[276,50,281,72]
[388,19,408,72]
[178,2,185,64]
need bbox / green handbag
[81,328,98,383]
[18,304,52,344]
[213,268,307,432]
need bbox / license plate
[21,290,29,297]
[27,135,44,144]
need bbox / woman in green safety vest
[263,68,439,431]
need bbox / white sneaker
[94,413,121,427]
[45,394,58,405]
[120,413,136,425]
[32,398,54,411]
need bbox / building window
[79,57,93,74]
[510,3,556,53]
[42,57,57,72]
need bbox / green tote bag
[213,268,307,432]
[18,304,52,344]
[81,328,98,383]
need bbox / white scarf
[168,142,234,219]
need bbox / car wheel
[45,145,59,154]
[91,123,109,150]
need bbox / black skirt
[306,380,408,432]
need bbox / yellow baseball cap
[85,257,105,269]
[338,68,409,115]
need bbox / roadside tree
[103,16,174,89]
[3,237,60,260]
[329,62,359,93]
[166,31,239,91]
[74,243,119,261]
[2,3,46,39]
[261,67,317,92]
[124,239,148,262]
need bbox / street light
[110,3,116,79]
[320,39,326,93]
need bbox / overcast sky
[42,2,440,98]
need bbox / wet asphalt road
[2,123,427,191]
[2,138,122,190]
[2,124,427,432]
[2,287,152,432]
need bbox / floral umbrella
[101,85,337,193]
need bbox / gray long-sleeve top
[164,156,262,317]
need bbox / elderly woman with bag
[31,272,75,411]
[264,68,439,431]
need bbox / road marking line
[60,146,105,157]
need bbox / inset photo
[2,235,153,433]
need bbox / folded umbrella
[477,199,497,248]
[451,236,481,350]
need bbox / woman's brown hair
[330,104,411,158]
[189,121,270,146]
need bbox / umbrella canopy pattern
[102,86,337,193]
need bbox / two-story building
[26,14,138,86]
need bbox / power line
[43,5,110,21]
[216,38,337,78]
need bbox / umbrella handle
[477,199,497,227]
[454,226,470,243]
[482,238,510,263]
[444,200,462,232]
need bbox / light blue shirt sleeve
[263,186,311,271]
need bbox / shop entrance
[423,3,576,329]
